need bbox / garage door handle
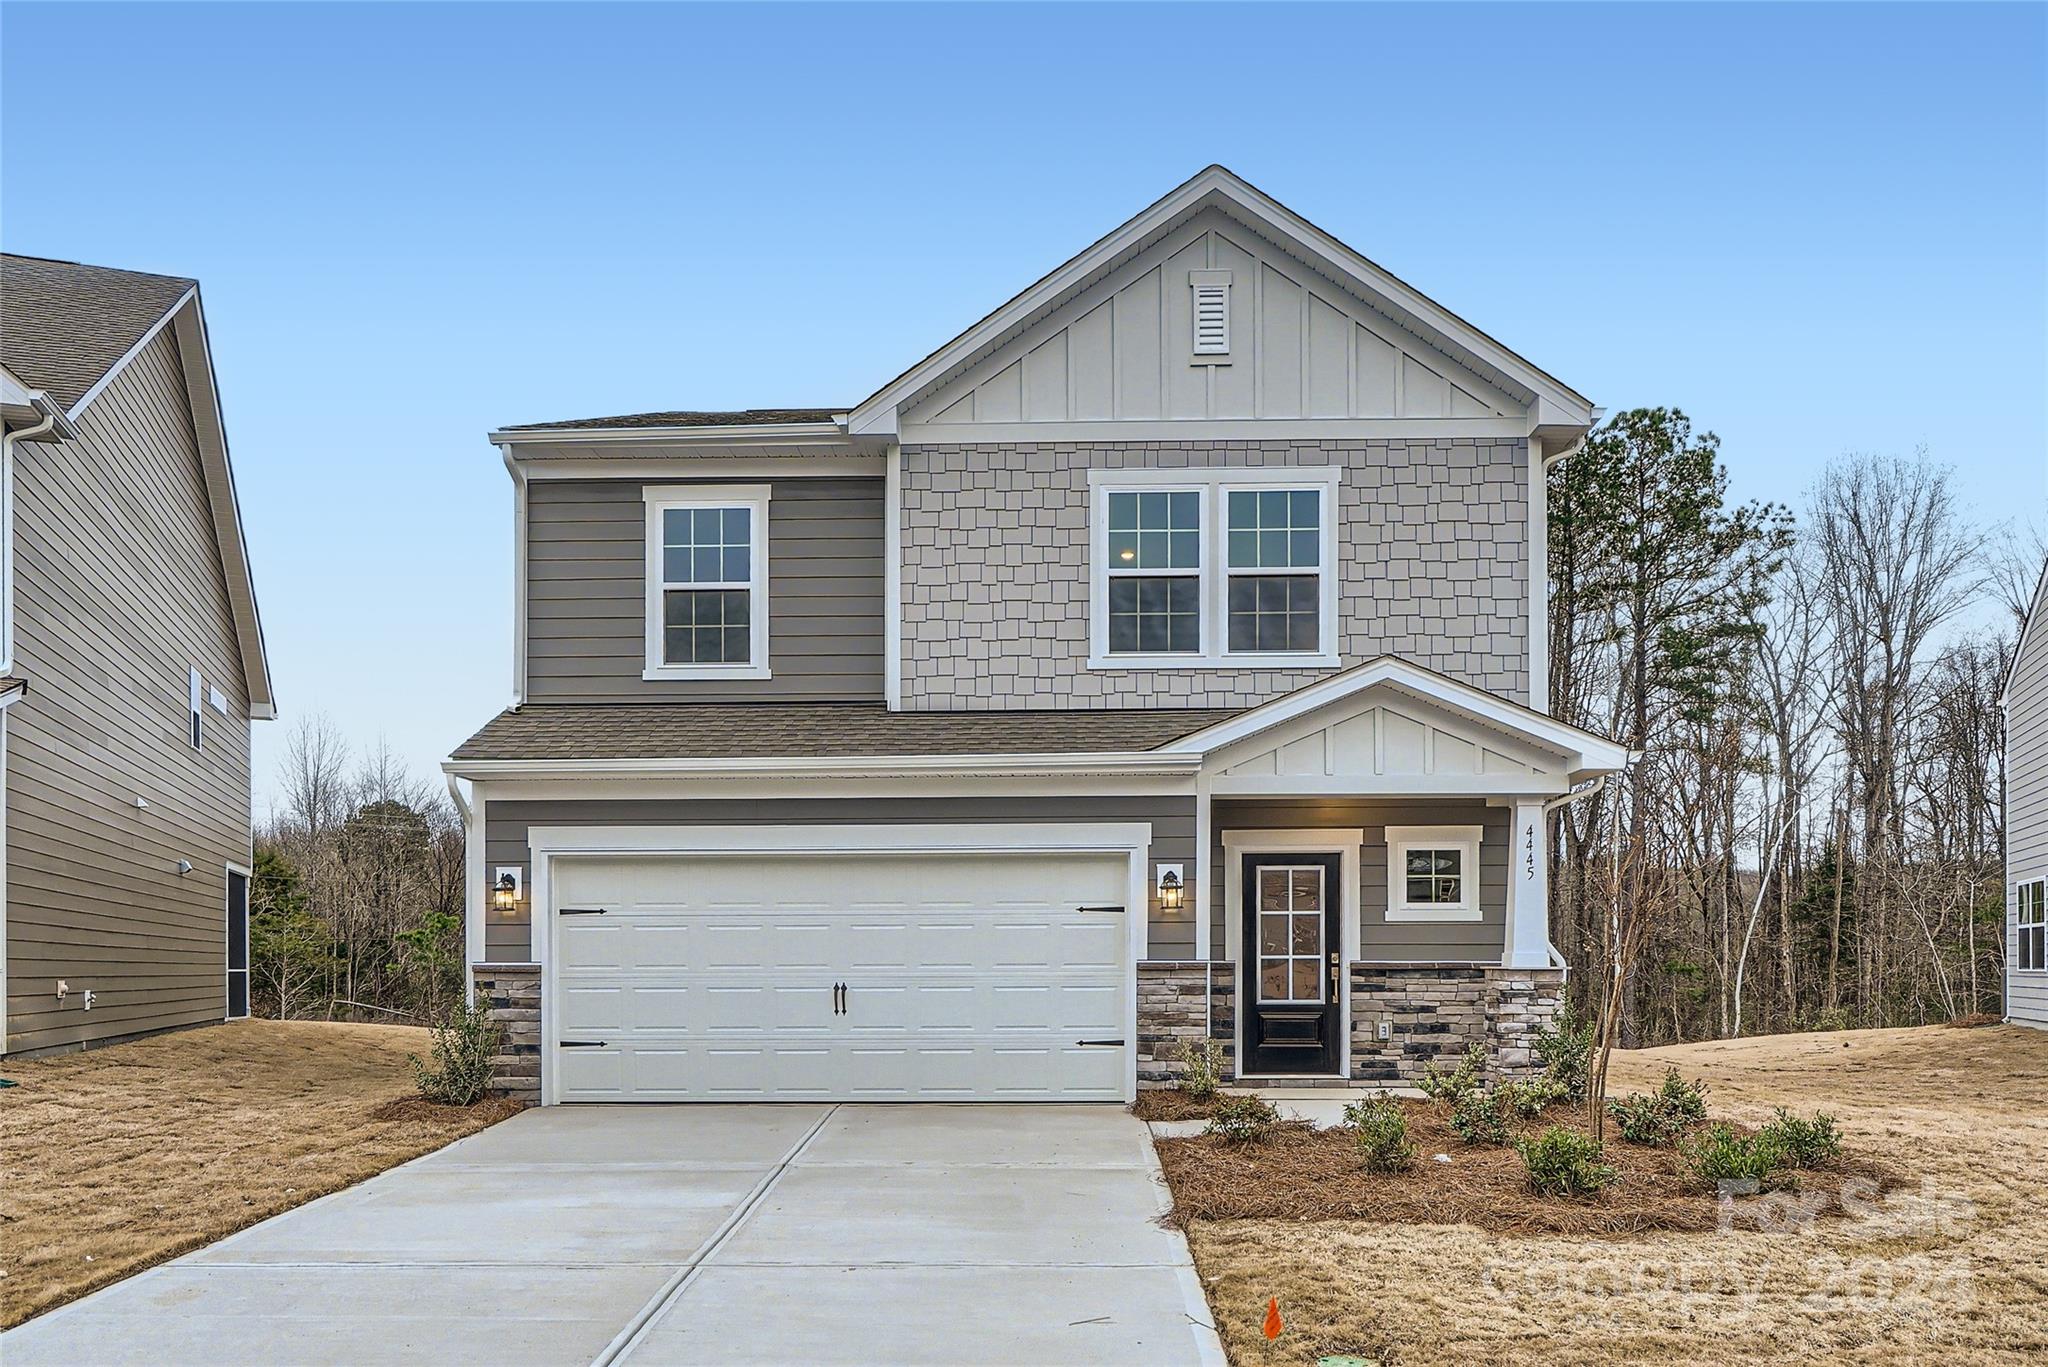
[1077,905,1125,914]
[559,907,608,916]
[1076,1039,1125,1048]
[560,1039,607,1048]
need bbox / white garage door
[550,850,1131,1102]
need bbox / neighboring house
[448,166,1628,1104]
[0,255,273,1057]
[2006,559,2048,1029]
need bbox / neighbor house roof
[1,254,198,412]
[0,252,275,718]
[501,408,844,432]
[451,703,1241,764]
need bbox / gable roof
[2006,554,2048,707]
[847,165,1596,438]
[501,408,844,433]
[1,253,275,718]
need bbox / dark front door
[1240,853,1343,1075]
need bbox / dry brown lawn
[1182,1024,2048,1365]
[0,1018,521,1327]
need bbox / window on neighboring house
[1090,470,1339,669]
[1385,825,1483,921]
[1106,490,1202,655]
[2019,880,2046,972]
[643,485,770,681]
[188,666,203,749]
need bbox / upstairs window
[1106,490,1201,655]
[188,667,203,749]
[1227,489,1323,653]
[2019,880,2046,972]
[643,485,770,681]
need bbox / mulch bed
[366,1096,527,1125]
[1944,1012,2003,1029]
[1153,1099,1902,1236]
[1131,1088,1226,1121]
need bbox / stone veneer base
[472,962,540,1103]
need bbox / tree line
[1546,408,2041,1070]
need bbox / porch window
[643,484,770,680]
[2020,880,2046,972]
[1385,825,1483,921]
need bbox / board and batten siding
[479,795,1199,962]
[2007,569,2048,1028]
[1211,799,1508,964]
[5,325,252,1055]
[526,477,884,702]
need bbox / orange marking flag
[1263,1297,1283,1341]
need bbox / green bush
[1534,999,1594,1102]
[1205,1095,1280,1144]
[1450,1087,1509,1145]
[1655,1067,1708,1124]
[1418,1043,1488,1104]
[1344,1096,1417,1173]
[1760,1108,1843,1167]
[1805,1006,1851,1033]
[1499,1074,1566,1119]
[1176,1038,1225,1101]
[408,992,501,1106]
[1605,1067,1707,1145]
[1514,1126,1615,1196]
[1678,1123,1790,1191]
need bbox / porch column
[1503,797,1550,968]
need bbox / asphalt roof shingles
[451,703,1241,762]
[502,409,843,432]
[2,254,196,412]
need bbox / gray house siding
[5,326,253,1055]
[479,794,1199,962]
[1210,799,1508,964]
[2007,571,2048,1027]
[898,438,1529,711]
[526,476,884,703]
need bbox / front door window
[1257,866,1327,1003]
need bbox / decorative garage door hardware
[1077,905,1126,914]
[558,906,608,915]
[1076,1039,1125,1048]
[832,983,847,1015]
[560,1040,607,1048]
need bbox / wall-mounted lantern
[1157,865,1185,912]
[492,867,523,916]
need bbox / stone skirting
[1348,964,1565,1084]
[1136,960,1236,1088]
[472,963,541,1103]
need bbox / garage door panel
[552,849,1131,1102]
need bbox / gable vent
[1190,269,1232,356]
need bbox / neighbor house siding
[898,438,1529,710]
[4,325,252,1055]
[1210,799,1507,963]
[2007,573,2048,1027]
[478,794,1199,962]
[525,476,884,702]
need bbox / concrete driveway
[3,1105,1223,1366]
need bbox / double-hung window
[643,484,770,680]
[1089,468,1339,669]
[2018,880,2046,972]
[1385,825,1483,921]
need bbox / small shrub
[1418,1043,1488,1104]
[1450,1087,1509,1145]
[1515,1126,1615,1196]
[1344,1096,1416,1173]
[1761,1107,1842,1168]
[1499,1074,1566,1119]
[1605,1067,1708,1145]
[1655,1067,1708,1124]
[1678,1122,1790,1191]
[1535,999,1594,1102]
[408,993,500,1106]
[1205,1095,1280,1144]
[1176,1038,1225,1101]
[1805,1006,1851,1033]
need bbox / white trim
[1086,466,1342,672]
[502,444,528,706]
[526,821,1153,1105]
[468,773,1197,804]
[457,778,486,991]
[1220,827,1363,1080]
[224,861,251,1021]
[1384,824,1484,921]
[446,750,1201,782]
[68,285,194,420]
[884,440,902,709]
[1503,798,1549,967]
[517,455,884,481]
[1206,772,1568,797]
[1527,436,1549,714]
[641,483,771,681]
[1189,268,1232,360]
[490,420,851,447]
[0,713,7,1051]
[2015,877,2047,973]
[901,417,1533,445]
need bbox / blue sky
[3,2,2043,811]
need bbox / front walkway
[3,1105,1223,1367]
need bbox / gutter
[488,421,854,447]
[442,750,1204,782]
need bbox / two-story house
[2006,559,2048,1030]
[1,254,273,1057]
[448,167,1627,1104]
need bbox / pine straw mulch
[366,1095,527,1125]
[1130,1088,1225,1121]
[1153,1099,1904,1237]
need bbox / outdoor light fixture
[1157,866,1185,912]
[492,868,523,916]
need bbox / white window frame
[1086,466,1340,672]
[188,666,203,750]
[643,483,771,682]
[2017,879,2046,974]
[1096,482,1208,665]
[1385,824,1484,922]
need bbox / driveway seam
[592,1103,839,1367]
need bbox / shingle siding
[2007,570,2048,1028]
[898,438,1530,710]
